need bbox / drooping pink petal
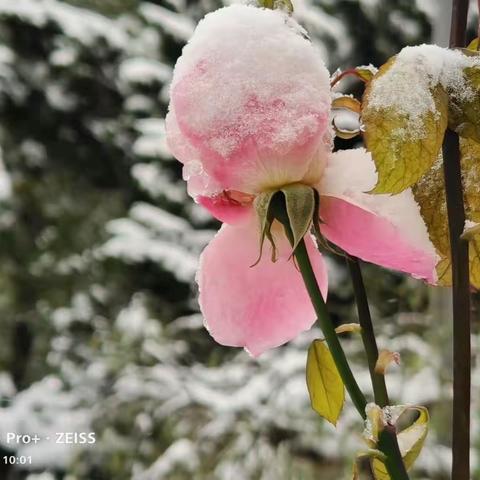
[167,4,331,195]
[318,148,438,283]
[198,219,328,356]
[198,192,254,225]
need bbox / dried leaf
[374,350,401,375]
[335,323,362,335]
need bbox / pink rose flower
[166,4,438,356]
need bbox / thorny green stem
[347,257,410,479]
[292,238,409,480]
[347,257,389,408]
[293,237,367,417]
[444,2,471,479]
[272,196,409,480]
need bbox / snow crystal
[0,0,128,48]
[0,376,92,469]
[101,217,198,282]
[119,58,172,85]
[130,202,190,234]
[366,44,480,138]
[132,163,185,203]
[140,3,195,41]
[116,295,160,339]
[49,45,77,67]
[0,372,15,397]
[133,118,171,159]
[136,439,199,479]
[169,4,330,158]
[293,0,351,62]
[0,148,11,200]
[464,220,480,233]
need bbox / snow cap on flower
[166,4,332,197]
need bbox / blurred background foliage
[0,0,478,479]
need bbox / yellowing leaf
[467,37,479,51]
[460,137,480,287]
[399,407,429,469]
[412,159,452,286]
[258,0,293,12]
[371,406,430,479]
[362,57,449,194]
[449,66,480,143]
[306,339,345,426]
[352,462,360,480]
[413,139,480,288]
[355,65,378,83]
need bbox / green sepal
[280,184,316,254]
[253,184,317,266]
[253,190,276,266]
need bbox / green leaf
[280,184,315,253]
[306,339,345,426]
[449,66,480,143]
[362,57,449,194]
[371,406,430,479]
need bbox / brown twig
[443,2,471,478]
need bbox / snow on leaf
[306,339,345,426]
[449,65,480,142]
[362,55,448,194]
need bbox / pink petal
[197,193,254,225]
[198,219,328,356]
[318,149,438,283]
[167,5,331,194]
[166,110,221,198]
